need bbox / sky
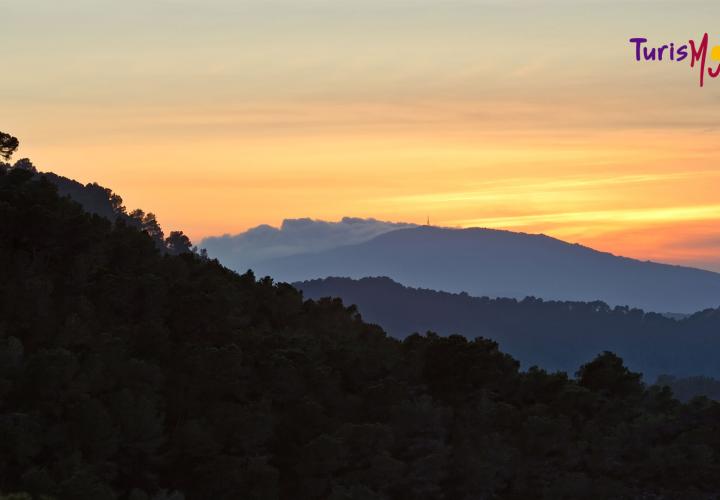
[4,0,720,271]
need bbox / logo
[630,34,720,87]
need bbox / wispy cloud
[383,171,720,206]
[452,204,720,230]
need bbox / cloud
[200,217,416,272]
[451,204,720,230]
[668,234,720,250]
[384,172,712,207]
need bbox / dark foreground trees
[1,164,720,499]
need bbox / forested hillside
[2,164,720,499]
[297,277,720,379]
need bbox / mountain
[241,225,720,313]
[296,276,720,380]
[5,163,720,498]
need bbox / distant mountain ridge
[296,276,720,379]
[242,225,720,313]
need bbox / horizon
[201,215,720,275]
[23,164,720,274]
[6,0,720,272]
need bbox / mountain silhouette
[244,225,720,313]
[296,276,720,380]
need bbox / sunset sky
[4,0,720,270]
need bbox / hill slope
[253,225,720,313]
[296,276,720,379]
[3,165,720,498]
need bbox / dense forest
[297,277,720,380]
[2,156,720,498]
[656,375,720,403]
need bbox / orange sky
[4,1,720,271]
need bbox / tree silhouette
[165,231,193,255]
[0,132,19,161]
[12,158,36,173]
[577,351,644,398]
